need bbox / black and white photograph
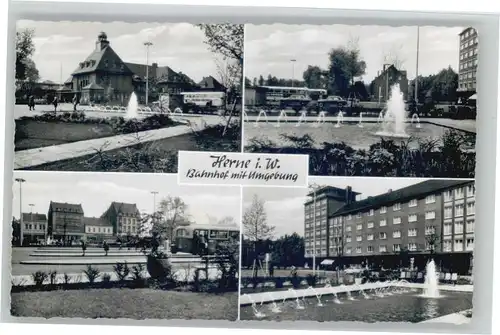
[10,172,240,320]
[240,178,474,323]
[243,24,477,178]
[14,21,243,173]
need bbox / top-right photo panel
[243,24,477,178]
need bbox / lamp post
[291,59,296,88]
[308,183,321,275]
[29,204,34,243]
[15,178,26,245]
[144,41,153,106]
[415,26,420,107]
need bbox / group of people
[26,94,79,113]
[192,231,208,256]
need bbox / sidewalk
[15,115,223,169]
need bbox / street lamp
[151,191,158,227]
[415,26,420,107]
[29,204,34,243]
[308,183,321,275]
[15,178,26,244]
[290,59,296,88]
[144,41,153,106]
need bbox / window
[425,226,436,235]
[393,230,401,238]
[455,188,464,199]
[408,228,417,237]
[346,248,352,254]
[380,206,387,214]
[443,240,452,252]
[466,238,474,251]
[368,209,374,216]
[346,226,352,232]
[425,211,436,220]
[466,219,475,233]
[367,221,374,229]
[454,239,464,252]
[367,246,374,253]
[379,219,387,227]
[356,235,363,242]
[444,190,453,202]
[356,247,362,254]
[455,204,464,217]
[455,220,464,234]
[444,206,453,218]
[346,236,352,243]
[379,232,387,240]
[425,195,436,204]
[467,202,475,215]
[393,244,401,252]
[409,199,418,207]
[393,203,401,211]
[347,215,352,220]
[408,243,417,251]
[356,224,362,231]
[443,222,452,235]
[379,245,387,253]
[367,234,374,241]
[408,214,417,222]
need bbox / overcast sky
[17,21,227,83]
[242,177,436,238]
[245,24,465,84]
[12,172,241,226]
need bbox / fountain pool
[243,122,461,151]
[240,289,472,322]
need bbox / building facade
[370,64,409,102]
[458,27,478,94]
[47,202,85,244]
[84,217,114,243]
[101,202,140,237]
[20,212,47,245]
[304,180,475,274]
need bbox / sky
[16,21,226,83]
[245,24,465,84]
[11,171,241,227]
[242,177,434,238]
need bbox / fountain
[254,110,269,127]
[358,112,364,128]
[315,111,326,126]
[264,292,281,313]
[411,113,422,128]
[288,288,305,309]
[296,110,308,127]
[173,107,183,115]
[243,110,249,122]
[334,110,344,128]
[243,294,266,318]
[422,259,441,298]
[377,111,384,123]
[125,92,139,119]
[374,84,411,138]
[275,109,288,127]
[305,286,324,307]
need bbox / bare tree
[382,44,406,70]
[243,195,275,277]
[153,196,190,241]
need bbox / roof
[64,76,73,84]
[49,201,84,214]
[22,213,47,222]
[82,83,104,90]
[110,202,140,216]
[198,76,226,91]
[175,223,240,232]
[83,217,112,227]
[332,179,474,216]
[124,63,196,85]
[71,44,133,76]
[305,186,360,205]
[459,27,475,36]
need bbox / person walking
[192,231,200,255]
[52,96,58,113]
[81,240,87,257]
[269,262,275,278]
[28,95,35,111]
[72,94,78,112]
[103,241,109,256]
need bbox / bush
[31,271,48,288]
[306,274,318,287]
[49,271,58,286]
[113,262,130,281]
[290,274,302,289]
[83,265,101,284]
[274,277,285,289]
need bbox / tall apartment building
[304,180,475,273]
[47,202,85,243]
[458,27,478,93]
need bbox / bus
[253,86,327,107]
[171,223,240,255]
[181,91,225,113]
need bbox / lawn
[11,289,238,320]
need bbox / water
[276,110,288,127]
[254,110,269,127]
[335,111,344,128]
[423,259,441,298]
[375,84,410,138]
[125,92,139,119]
[296,110,308,127]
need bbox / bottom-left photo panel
[10,171,241,321]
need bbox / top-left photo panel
[13,21,243,173]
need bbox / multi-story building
[370,64,409,102]
[304,180,475,274]
[304,186,359,260]
[101,202,141,237]
[20,212,47,245]
[458,27,478,94]
[47,202,85,244]
[83,217,114,243]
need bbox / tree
[244,77,252,87]
[271,233,304,268]
[302,65,327,89]
[409,67,458,103]
[215,58,241,94]
[426,232,441,256]
[382,44,406,70]
[258,75,265,86]
[243,195,275,277]
[16,28,40,98]
[152,196,189,241]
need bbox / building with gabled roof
[101,202,141,237]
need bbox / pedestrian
[269,262,275,277]
[192,231,200,255]
[52,96,58,113]
[199,233,207,256]
[81,240,87,257]
[28,95,35,111]
[72,94,78,112]
[103,241,109,256]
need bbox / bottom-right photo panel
[240,177,474,323]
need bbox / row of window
[443,219,475,235]
[341,211,437,231]
[444,202,475,217]
[24,224,45,231]
[442,238,475,252]
[342,227,435,243]
[86,226,112,234]
[460,37,479,50]
[460,48,478,60]
[459,59,478,70]
[460,28,476,40]
[458,81,477,90]
[459,72,477,80]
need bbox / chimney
[387,189,393,193]
[345,186,353,204]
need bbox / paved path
[20,255,204,265]
[239,282,473,305]
[15,114,224,169]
